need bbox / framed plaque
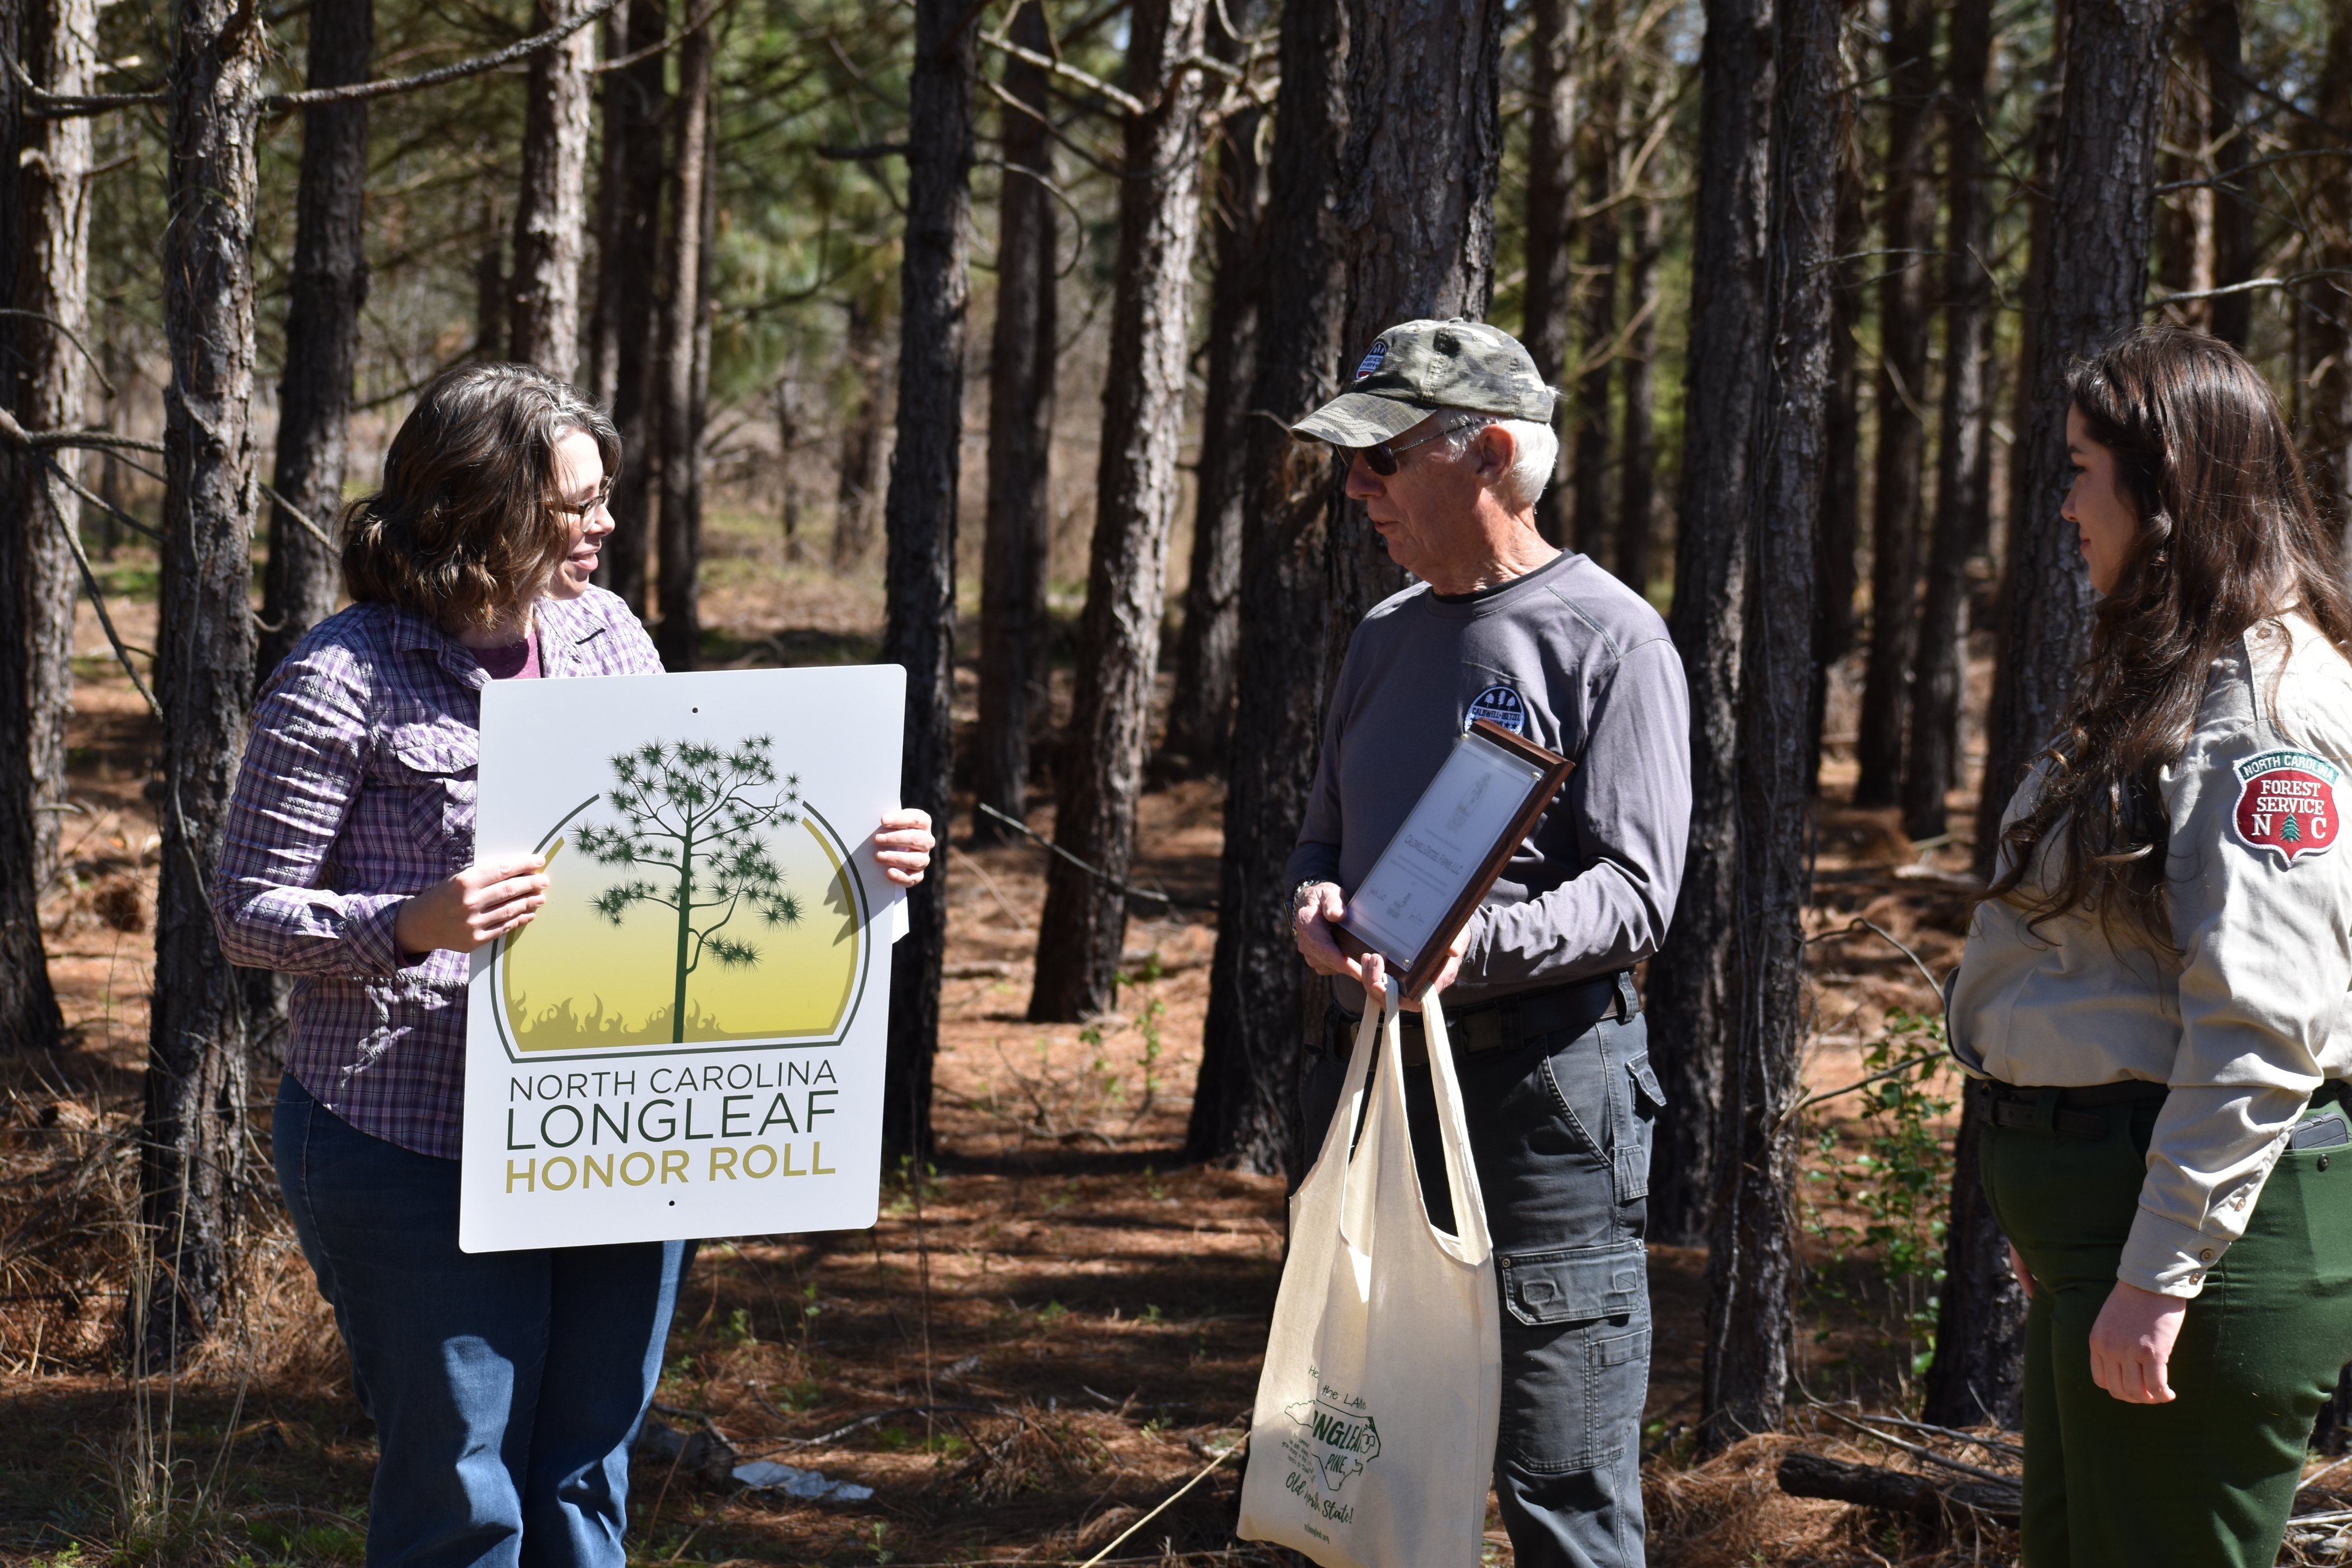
[1333,718,1576,997]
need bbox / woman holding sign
[1949,327,2352,1567]
[214,363,933,1568]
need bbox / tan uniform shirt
[1950,613,2352,1297]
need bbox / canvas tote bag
[1237,978,1502,1567]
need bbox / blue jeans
[273,1075,686,1568]
[1304,1009,1658,1568]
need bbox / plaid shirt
[215,589,663,1159]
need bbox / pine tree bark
[653,16,713,671]
[1645,0,1774,1249]
[592,0,666,614]
[15,0,94,885]
[2307,2,2352,504]
[1185,0,1351,1174]
[1028,0,1210,1023]
[1977,0,2173,876]
[1922,1093,2028,1424]
[1808,152,1863,796]
[880,0,978,1159]
[1616,191,1661,595]
[1160,0,1266,780]
[1570,0,1621,562]
[971,0,1059,846]
[1901,0,1995,843]
[508,0,595,378]
[2194,0,2252,349]
[1522,0,1579,548]
[834,284,889,571]
[1701,0,1846,1450]
[261,0,370,683]
[1852,0,1937,808]
[1324,0,1504,668]
[141,0,265,1362]
[0,0,66,1054]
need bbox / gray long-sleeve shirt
[1286,548,1692,1011]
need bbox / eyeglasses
[1360,416,1487,477]
[551,476,614,517]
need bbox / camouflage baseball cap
[1292,318,1558,447]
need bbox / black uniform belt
[1330,971,1639,1068]
[1970,1077,2169,1140]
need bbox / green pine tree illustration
[2284,812,2303,844]
[573,736,804,1042]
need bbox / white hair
[1437,408,1559,512]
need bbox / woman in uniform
[1951,325,2352,1565]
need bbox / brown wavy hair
[342,362,618,631]
[1987,326,2352,946]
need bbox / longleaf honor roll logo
[1354,339,1387,381]
[2233,748,2342,866]
[489,734,873,1059]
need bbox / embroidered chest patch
[2232,749,2343,865]
[1465,683,1529,735]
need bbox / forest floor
[1,523,2036,1566]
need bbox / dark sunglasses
[1361,416,1486,476]
[551,475,615,517]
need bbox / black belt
[1329,971,1638,1068]
[1970,1077,2168,1140]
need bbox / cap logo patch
[1465,683,1528,736]
[1355,339,1388,381]
[2233,748,2341,865]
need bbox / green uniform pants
[1982,1094,2352,1567]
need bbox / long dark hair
[1987,327,2352,946]
[343,362,618,631]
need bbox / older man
[1287,318,1691,1568]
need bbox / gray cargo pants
[1302,1003,1659,1568]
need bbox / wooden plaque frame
[1332,718,1577,998]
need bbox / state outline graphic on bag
[1285,1385,1383,1495]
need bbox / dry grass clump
[0,1057,142,1373]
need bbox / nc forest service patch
[2233,749,2343,866]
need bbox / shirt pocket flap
[1498,1238,1646,1326]
[383,719,478,777]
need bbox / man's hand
[2088,1279,2186,1404]
[1293,882,1468,1012]
[394,855,549,955]
[873,808,935,886]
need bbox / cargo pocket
[1495,1239,1651,1474]
[1623,1047,1666,1201]
[381,720,479,869]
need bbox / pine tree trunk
[508,0,595,379]
[1977,0,2172,876]
[1028,0,1210,1023]
[1852,0,1937,809]
[971,0,1059,846]
[1808,152,1863,796]
[1324,0,1504,671]
[1185,0,1351,1175]
[17,0,95,890]
[1522,0,1578,548]
[141,0,265,1364]
[1571,0,1621,562]
[1701,0,1846,1450]
[1901,0,1995,844]
[2195,0,2252,349]
[1616,181,1662,592]
[0,0,65,1054]
[1645,0,1774,1249]
[880,0,978,1159]
[834,286,889,571]
[653,17,713,671]
[2307,3,2352,504]
[1160,0,1266,781]
[261,0,370,683]
[1922,1091,2028,1424]
[593,0,666,615]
